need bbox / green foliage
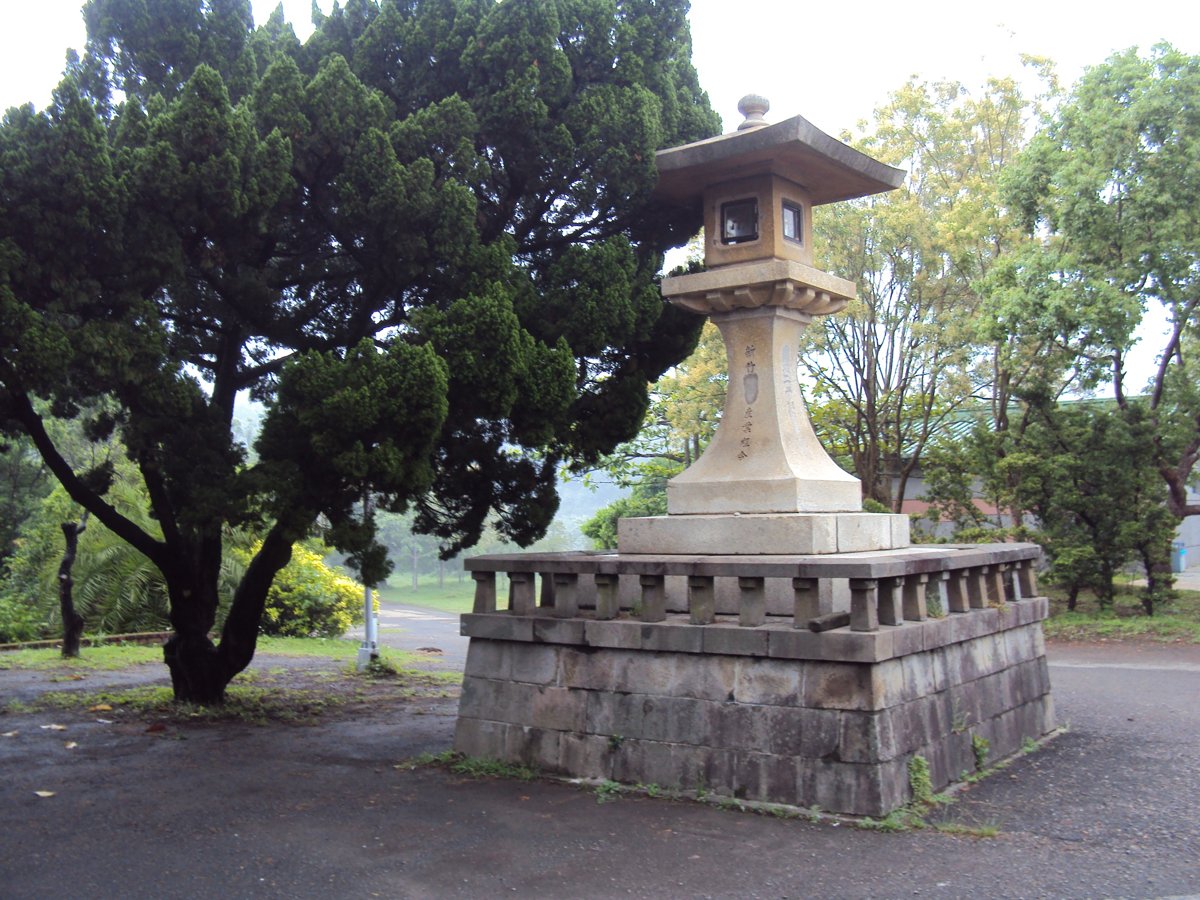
[594,780,623,803]
[908,754,934,807]
[235,540,367,639]
[807,69,1055,509]
[0,594,43,643]
[581,320,722,543]
[0,434,52,570]
[2,469,371,639]
[998,402,1178,611]
[582,482,668,549]
[1004,44,1200,523]
[1,0,717,698]
[971,733,990,771]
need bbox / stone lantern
[619,95,910,555]
[453,99,1053,818]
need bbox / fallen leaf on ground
[95,718,113,725]
[88,703,113,712]
[2,731,18,737]
[34,791,56,798]
[64,741,78,749]
[39,724,68,731]
[145,723,167,734]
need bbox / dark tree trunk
[162,527,295,704]
[57,514,88,658]
[1066,586,1078,612]
[163,630,229,704]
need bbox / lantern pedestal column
[617,262,909,555]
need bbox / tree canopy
[0,0,718,700]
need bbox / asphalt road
[2,614,1199,898]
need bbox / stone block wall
[453,600,1054,816]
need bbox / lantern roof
[654,107,905,207]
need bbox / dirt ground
[2,639,1199,899]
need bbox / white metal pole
[356,491,379,671]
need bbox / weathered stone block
[533,617,586,646]
[801,758,889,817]
[881,692,953,759]
[734,751,802,805]
[837,710,893,764]
[815,629,893,663]
[463,639,513,680]
[918,615,954,651]
[460,613,534,642]
[671,654,738,702]
[639,620,704,654]
[453,716,508,760]
[558,732,611,780]
[584,619,644,650]
[611,738,695,789]
[558,646,615,692]
[733,657,803,705]
[703,625,770,656]
[802,661,875,711]
[889,622,925,658]
[610,651,679,697]
[505,724,561,771]
[585,689,645,738]
[767,627,823,660]
[901,650,948,701]
[870,658,906,710]
[529,686,588,732]
[509,643,560,685]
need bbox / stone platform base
[617,512,910,555]
[454,600,1054,816]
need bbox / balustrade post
[552,573,579,618]
[1016,560,1039,599]
[903,573,929,621]
[946,568,970,613]
[738,576,766,627]
[471,571,497,613]
[688,575,716,625]
[991,564,1009,605]
[639,575,667,622]
[849,578,880,632]
[792,577,819,627]
[878,577,903,626]
[594,573,620,620]
[969,567,989,610]
[509,571,536,615]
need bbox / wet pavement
[2,610,1199,899]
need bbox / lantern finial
[737,94,770,130]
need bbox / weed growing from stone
[402,750,540,781]
[972,734,991,771]
[594,780,622,803]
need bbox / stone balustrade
[465,544,1041,635]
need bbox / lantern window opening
[720,197,759,245]
[782,200,804,245]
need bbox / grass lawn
[376,575,480,614]
[0,635,432,671]
[1041,582,1200,643]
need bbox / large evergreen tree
[0,0,718,701]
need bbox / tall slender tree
[1005,43,1200,520]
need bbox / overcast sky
[2,0,1193,389]
[3,0,1198,127]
